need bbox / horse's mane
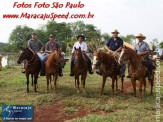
[125,46,138,58]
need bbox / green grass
[0,61,163,122]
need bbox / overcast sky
[0,0,163,44]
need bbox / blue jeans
[146,57,153,79]
[71,53,92,72]
[37,53,48,74]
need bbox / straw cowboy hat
[111,29,120,34]
[136,33,146,40]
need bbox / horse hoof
[150,93,153,96]
[77,90,80,93]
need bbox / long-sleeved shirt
[72,41,87,53]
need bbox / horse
[17,47,40,93]
[73,47,88,93]
[0,54,2,71]
[118,46,154,100]
[45,49,65,94]
[92,50,124,97]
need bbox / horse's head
[92,50,103,71]
[17,47,33,64]
[118,46,130,65]
[56,48,66,68]
[74,47,82,64]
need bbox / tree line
[0,20,162,54]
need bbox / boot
[70,68,74,76]
[88,66,94,74]
[59,66,63,77]
[21,68,25,73]
[96,69,103,76]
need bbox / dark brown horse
[118,46,154,100]
[45,49,65,93]
[92,50,124,97]
[73,47,88,93]
[17,47,40,93]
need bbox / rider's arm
[45,42,52,53]
[115,39,123,52]
[138,43,150,56]
[39,40,44,53]
[139,50,150,56]
[105,39,114,53]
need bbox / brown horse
[118,46,154,100]
[73,47,88,93]
[45,49,65,93]
[17,47,40,93]
[0,54,2,71]
[92,50,124,97]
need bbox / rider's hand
[138,53,143,56]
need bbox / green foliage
[150,38,159,51]
[159,41,163,48]
[120,34,136,44]
[0,42,8,51]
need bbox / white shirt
[72,41,87,53]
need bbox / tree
[120,34,135,44]
[159,42,163,48]
[9,25,34,49]
[68,21,85,37]
[150,38,159,51]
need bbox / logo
[2,105,33,121]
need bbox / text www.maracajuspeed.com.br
[3,12,94,20]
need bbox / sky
[0,0,163,44]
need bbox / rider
[70,35,94,76]
[41,34,63,77]
[134,33,153,80]
[96,29,125,77]
[22,32,44,73]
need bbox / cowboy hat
[111,29,120,34]
[136,33,146,40]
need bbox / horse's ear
[123,45,127,49]
[79,47,81,50]
[20,46,24,51]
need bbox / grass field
[0,61,163,122]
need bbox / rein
[26,51,40,66]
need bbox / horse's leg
[116,76,118,91]
[31,74,33,86]
[74,78,77,88]
[54,74,58,94]
[50,75,52,89]
[34,74,37,92]
[139,79,143,101]
[131,78,137,98]
[82,74,87,93]
[121,76,124,93]
[76,76,80,93]
[143,79,146,97]
[150,71,154,96]
[26,74,29,93]
[46,75,49,93]
[98,75,106,96]
[112,76,116,98]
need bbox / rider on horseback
[70,35,94,76]
[134,33,153,80]
[22,32,44,73]
[96,29,125,77]
[40,34,63,77]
